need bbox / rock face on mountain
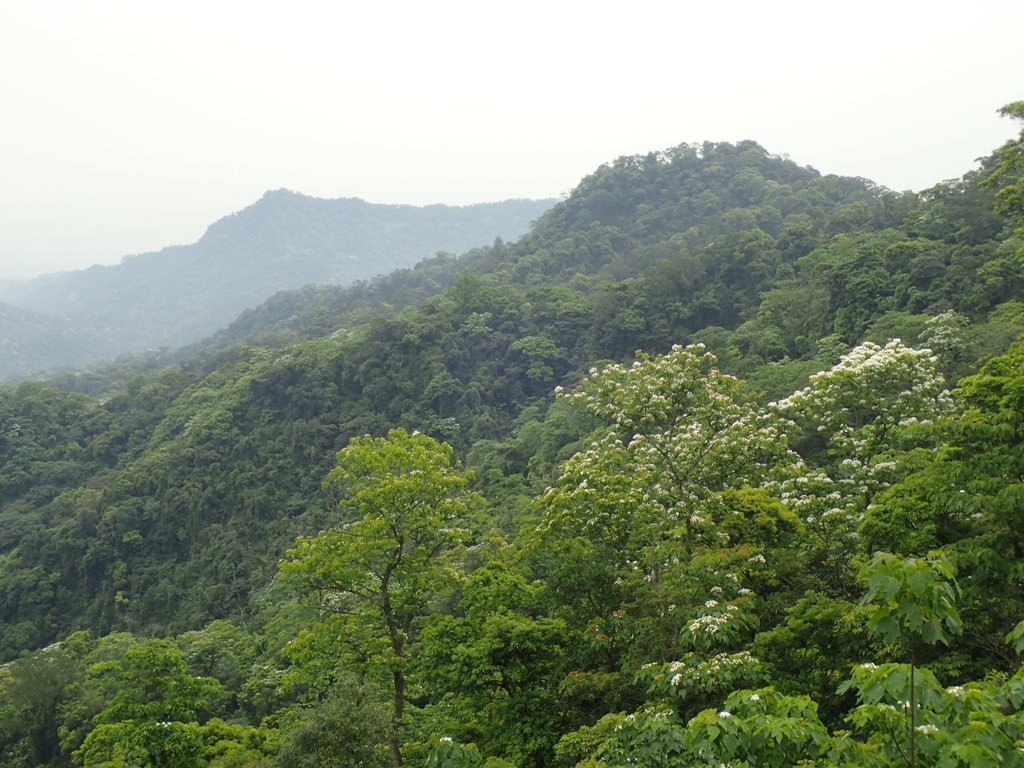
[0,191,554,380]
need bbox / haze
[1,0,1021,280]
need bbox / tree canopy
[4,106,1024,767]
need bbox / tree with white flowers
[540,344,803,562]
[538,339,976,766]
[769,339,955,554]
[533,345,806,718]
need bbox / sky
[1,1,1022,280]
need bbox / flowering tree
[774,339,952,472]
[521,337,1005,768]
[531,344,807,740]
[769,339,955,555]
[539,344,802,563]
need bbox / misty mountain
[0,191,554,381]
[0,302,100,381]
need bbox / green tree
[416,546,570,765]
[275,681,391,768]
[0,632,89,768]
[279,429,481,767]
[851,551,962,768]
[985,101,1024,232]
[72,639,226,768]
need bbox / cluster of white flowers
[921,310,968,357]
[773,339,954,467]
[649,651,760,696]
[768,468,863,547]
[688,613,733,635]
[697,651,755,674]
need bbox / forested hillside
[0,194,553,382]
[2,103,1024,767]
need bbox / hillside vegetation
[2,104,1024,767]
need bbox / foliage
[984,102,1024,233]
[2,130,1017,659]
[279,429,481,766]
[4,119,1024,767]
[859,552,962,648]
[414,549,570,765]
[275,683,391,768]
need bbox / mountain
[3,121,1024,765]
[0,192,554,381]
[0,302,95,380]
[0,136,1000,649]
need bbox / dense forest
[1,102,1024,767]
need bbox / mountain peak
[0,194,555,380]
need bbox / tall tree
[279,429,481,767]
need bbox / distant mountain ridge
[0,301,97,374]
[0,191,554,380]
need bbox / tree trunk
[909,644,916,768]
[389,667,405,766]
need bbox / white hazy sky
[1,1,1022,280]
